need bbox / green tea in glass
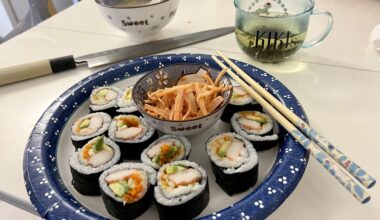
[234,0,333,63]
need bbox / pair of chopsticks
[212,51,376,204]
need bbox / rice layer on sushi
[99,162,157,219]
[221,80,262,122]
[71,112,112,149]
[206,132,258,195]
[231,111,279,151]
[69,136,121,195]
[117,85,141,116]
[154,160,209,220]
[141,135,191,169]
[90,86,123,117]
[108,114,158,160]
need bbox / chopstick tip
[361,196,371,204]
[367,180,376,189]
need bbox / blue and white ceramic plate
[24,54,309,220]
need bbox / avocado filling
[152,145,180,165]
[237,111,270,132]
[79,119,90,129]
[241,111,267,124]
[165,165,187,174]
[114,115,144,140]
[161,165,202,189]
[211,135,244,161]
[91,87,119,105]
[107,172,146,203]
[81,136,114,167]
[93,136,104,152]
[123,87,133,101]
[74,115,104,136]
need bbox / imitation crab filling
[91,87,119,105]
[114,115,144,140]
[74,115,104,136]
[79,136,114,168]
[237,111,270,133]
[146,139,184,165]
[160,165,202,197]
[105,169,148,203]
[207,134,248,168]
[230,86,254,105]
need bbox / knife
[0,26,234,86]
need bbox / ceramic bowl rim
[94,0,171,9]
[132,64,232,123]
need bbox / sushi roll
[221,81,262,122]
[206,132,258,195]
[141,135,191,169]
[108,114,158,160]
[154,160,209,220]
[117,85,141,116]
[69,136,121,195]
[90,86,123,117]
[99,162,157,219]
[231,111,279,151]
[71,112,112,149]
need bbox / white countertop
[0,0,379,219]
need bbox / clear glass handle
[302,9,333,48]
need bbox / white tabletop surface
[0,0,379,219]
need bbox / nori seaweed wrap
[206,132,258,195]
[89,86,123,117]
[221,82,262,122]
[141,135,192,169]
[154,160,209,220]
[99,162,157,219]
[69,136,121,195]
[71,112,111,149]
[108,115,158,160]
[116,85,142,116]
[231,111,279,151]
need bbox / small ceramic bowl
[95,0,179,41]
[133,64,232,136]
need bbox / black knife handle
[50,55,76,73]
[0,55,77,86]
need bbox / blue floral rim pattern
[23,54,309,220]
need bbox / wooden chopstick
[214,67,228,86]
[211,55,371,204]
[216,50,376,189]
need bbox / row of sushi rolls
[69,80,279,219]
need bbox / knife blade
[0,27,234,86]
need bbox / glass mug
[234,0,333,63]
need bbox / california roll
[154,160,209,220]
[69,136,121,195]
[221,80,262,122]
[231,111,279,151]
[90,86,122,117]
[117,85,141,116]
[99,162,156,219]
[141,135,191,169]
[108,114,158,160]
[71,112,111,149]
[206,132,258,195]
